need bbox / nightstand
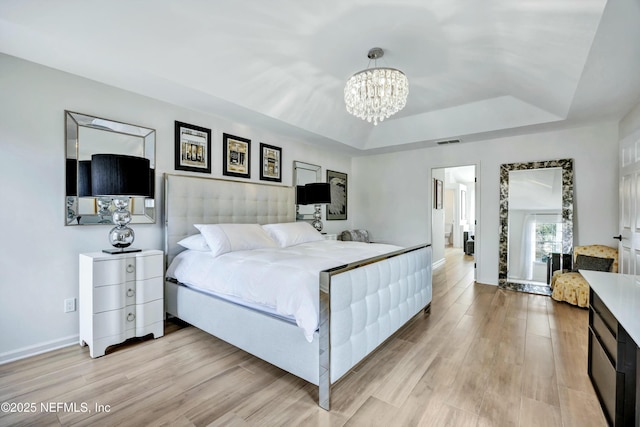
[79,249,164,357]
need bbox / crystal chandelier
[344,47,409,126]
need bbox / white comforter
[166,240,402,341]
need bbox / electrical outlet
[64,298,76,313]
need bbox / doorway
[432,165,476,271]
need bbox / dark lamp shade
[148,168,155,198]
[296,185,307,205]
[66,159,77,196]
[78,160,93,197]
[304,182,331,204]
[91,154,151,197]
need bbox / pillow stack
[177,222,324,257]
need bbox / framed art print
[326,170,347,220]
[434,178,443,209]
[259,143,282,182]
[223,133,251,178]
[175,121,211,173]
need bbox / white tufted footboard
[318,244,432,410]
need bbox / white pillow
[177,234,210,252]
[262,222,324,247]
[194,223,277,257]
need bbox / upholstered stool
[340,229,370,243]
[551,245,618,307]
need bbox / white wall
[620,101,640,140]
[351,122,620,286]
[0,54,353,361]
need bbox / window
[535,222,563,262]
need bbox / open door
[619,131,640,274]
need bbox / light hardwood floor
[0,248,607,426]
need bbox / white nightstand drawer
[92,309,128,339]
[93,284,126,313]
[91,258,136,287]
[135,253,163,281]
[92,279,158,313]
[135,277,163,304]
[136,299,164,329]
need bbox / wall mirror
[65,111,156,225]
[498,158,574,295]
[293,160,320,220]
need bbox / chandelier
[344,47,409,126]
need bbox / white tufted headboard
[164,174,295,265]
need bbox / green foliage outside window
[536,223,562,262]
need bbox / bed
[163,174,432,410]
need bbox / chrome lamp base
[103,197,139,255]
[311,204,324,232]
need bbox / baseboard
[0,335,79,365]
[432,258,446,270]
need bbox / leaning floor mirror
[498,158,574,295]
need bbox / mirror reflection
[65,111,156,226]
[507,168,562,284]
[498,159,574,295]
[293,161,320,220]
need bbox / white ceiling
[1,0,639,154]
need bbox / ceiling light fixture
[344,47,409,126]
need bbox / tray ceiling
[1,0,639,153]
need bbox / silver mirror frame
[293,160,321,220]
[65,111,156,226]
[498,158,574,295]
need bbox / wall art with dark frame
[259,143,282,182]
[223,133,251,178]
[326,169,347,220]
[434,178,443,209]
[174,121,211,173]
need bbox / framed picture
[326,170,347,220]
[223,133,251,178]
[434,178,443,209]
[174,121,211,173]
[259,143,282,182]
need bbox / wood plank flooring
[0,247,606,426]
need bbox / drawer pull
[126,264,135,273]
[127,288,135,297]
[127,312,136,322]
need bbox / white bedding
[166,240,402,341]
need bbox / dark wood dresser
[583,270,640,426]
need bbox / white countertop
[581,270,640,345]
